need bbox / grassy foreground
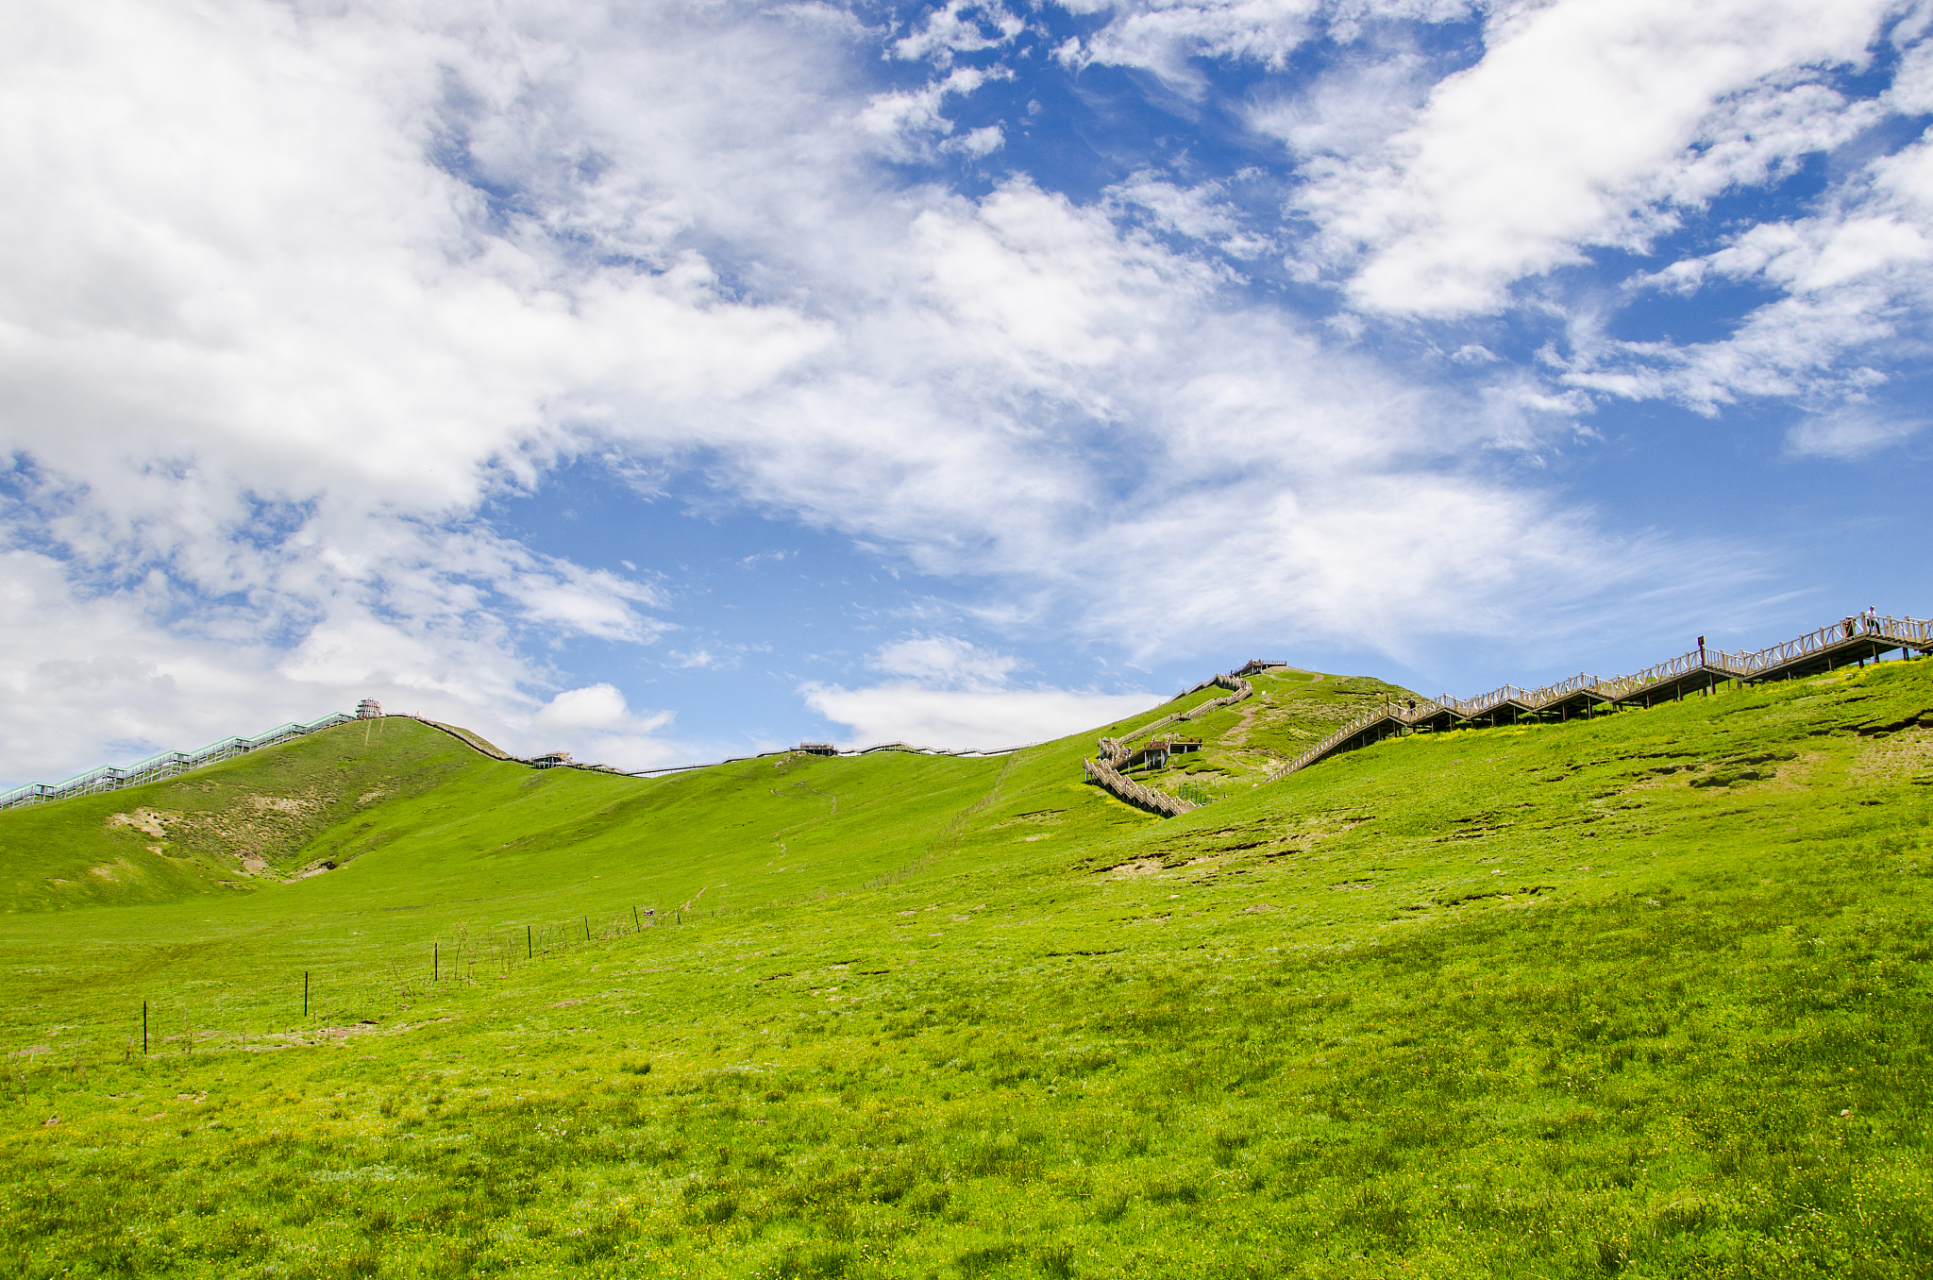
[2,659,1932,1277]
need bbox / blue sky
[2,0,1931,783]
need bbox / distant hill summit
[4,610,1928,915]
[0,718,490,910]
[5,637,1933,1273]
[0,664,1399,913]
[1083,611,1933,817]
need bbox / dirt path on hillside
[1218,694,1275,748]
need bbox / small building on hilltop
[1136,738,1203,770]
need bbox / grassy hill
[1,659,1930,1277]
[0,717,490,910]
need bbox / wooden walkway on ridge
[1082,613,1933,819]
[8,614,1927,819]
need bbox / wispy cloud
[1288,0,1896,316]
[2,0,1926,784]
[801,634,1158,748]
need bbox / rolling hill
[1,655,1930,1277]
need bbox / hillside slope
[1129,665,1413,795]
[0,665,1396,917]
[0,719,490,911]
[1,658,1931,1277]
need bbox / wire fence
[1,891,851,1077]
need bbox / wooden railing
[392,715,522,762]
[1273,707,1421,782]
[1098,673,1254,765]
[1274,611,1931,782]
[1083,756,1195,817]
[0,712,359,812]
[1085,670,1264,815]
[0,701,1056,810]
[17,616,1919,820]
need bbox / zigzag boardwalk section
[11,615,1923,819]
[1278,612,1933,782]
[1082,755,1196,817]
[1082,664,1279,816]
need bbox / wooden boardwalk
[1084,670,1268,816]
[0,712,1031,811]
[0,711,361,812]
[1274,612,1933,783]
[9,615,1922,818]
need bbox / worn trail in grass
[3,661,1933,1277]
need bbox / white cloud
[533,684,634,732]
[1787,408,1925,458]
[1053,0,1476,85]
[1066,0,1929,455]
[894,0,1026,65]
[1247,45,1435,159]
[1054,0,1322,88]
[858,67,1011,158]
[872,635,1024,688]
[0,543,535,783]
[1292,0,1898,316]
[1104,171,1270,255]
[1561,125,1933,416]
[803,633,1157,747]
[802,682,1162,749]
[941,124,1007,157]
[497,564,665,642]
[0,0,834,779]
[0,0,1740,785]
[524,683,678,766]
[1890,26,1933,114]
[1058,467,1650,662]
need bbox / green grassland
[1128,668,1412,797]
[2,659,1932,1277]
[0,718,494,910]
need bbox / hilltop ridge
[0,660,1406,913]
[0,718,490,910]
[2,652,1932,1275]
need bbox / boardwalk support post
[1264,613,1933,785]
